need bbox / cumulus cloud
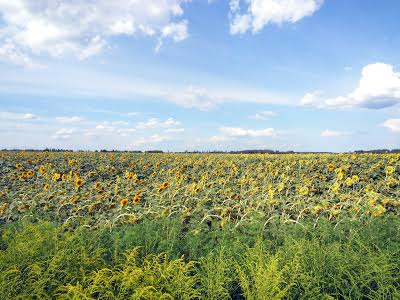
[320,129,349,137]
[84,121,131,136]
[165,127,185,133]
[55,116,84,124]
[300,91,322,106]
[221,127,275,137]
[252,110,277,120]
[0,0,190,65]
[127,134,169,149]
[229,0,323,34]
[0,111,38,120]
[302,63,400,109]
[383,119,400,133]
[135,117,180,129]
[211,126,275,142]
[52,128,77,140]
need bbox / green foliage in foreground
[0,216,399,299]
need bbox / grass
[1,214,399,299]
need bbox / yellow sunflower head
[385,166,395,175]
[345,177,354,187]
[44,184,50,191]
[120,198,129,206]
[75,178,83,188]
[133,193,142,204]
[15,163,22,169]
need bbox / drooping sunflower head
[44,184,50,191]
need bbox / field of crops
[1,151,399,299]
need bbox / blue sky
[0,0,399,151]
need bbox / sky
[0,0,399,152]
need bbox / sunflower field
[0,151,399,299]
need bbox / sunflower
[39,165,46,173]
[194,187,201,194]
[161,181,169,189]
[268,188,274,200]
[331,182,340,192]
[299,186,309,196]
[327,164,335,171]
[44,184,50,191]
[133,193,142,204]
[75,177,83,188]
[27,170,35,177]
[277,182,284,192]
[345,177,354,187]
[15,163,22,169]
[61,174,67,181]
[385,166,395,175]
[52,173,61,182]
[94,182,102,189]
[120,198,129,206]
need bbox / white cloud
[252,110,277,120]
[0,42,40,68]
[84,121,131,136]
[165,127,185,133]
[53,128,77,140]
[0,0,190,65]
[383,119,400,133]
[320,129,349,137]
[161,20,188,42]
[0,111,38,120]
[135,117,180,129]
[127,134,169,149]
[229,0,323,34]
[169,86,217,110]
[169,85,293,111]
[302,63,400,109]
[55,116,84,124]
[211,126,275,142]
[221,127,275,137]
[300,91,321,106]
